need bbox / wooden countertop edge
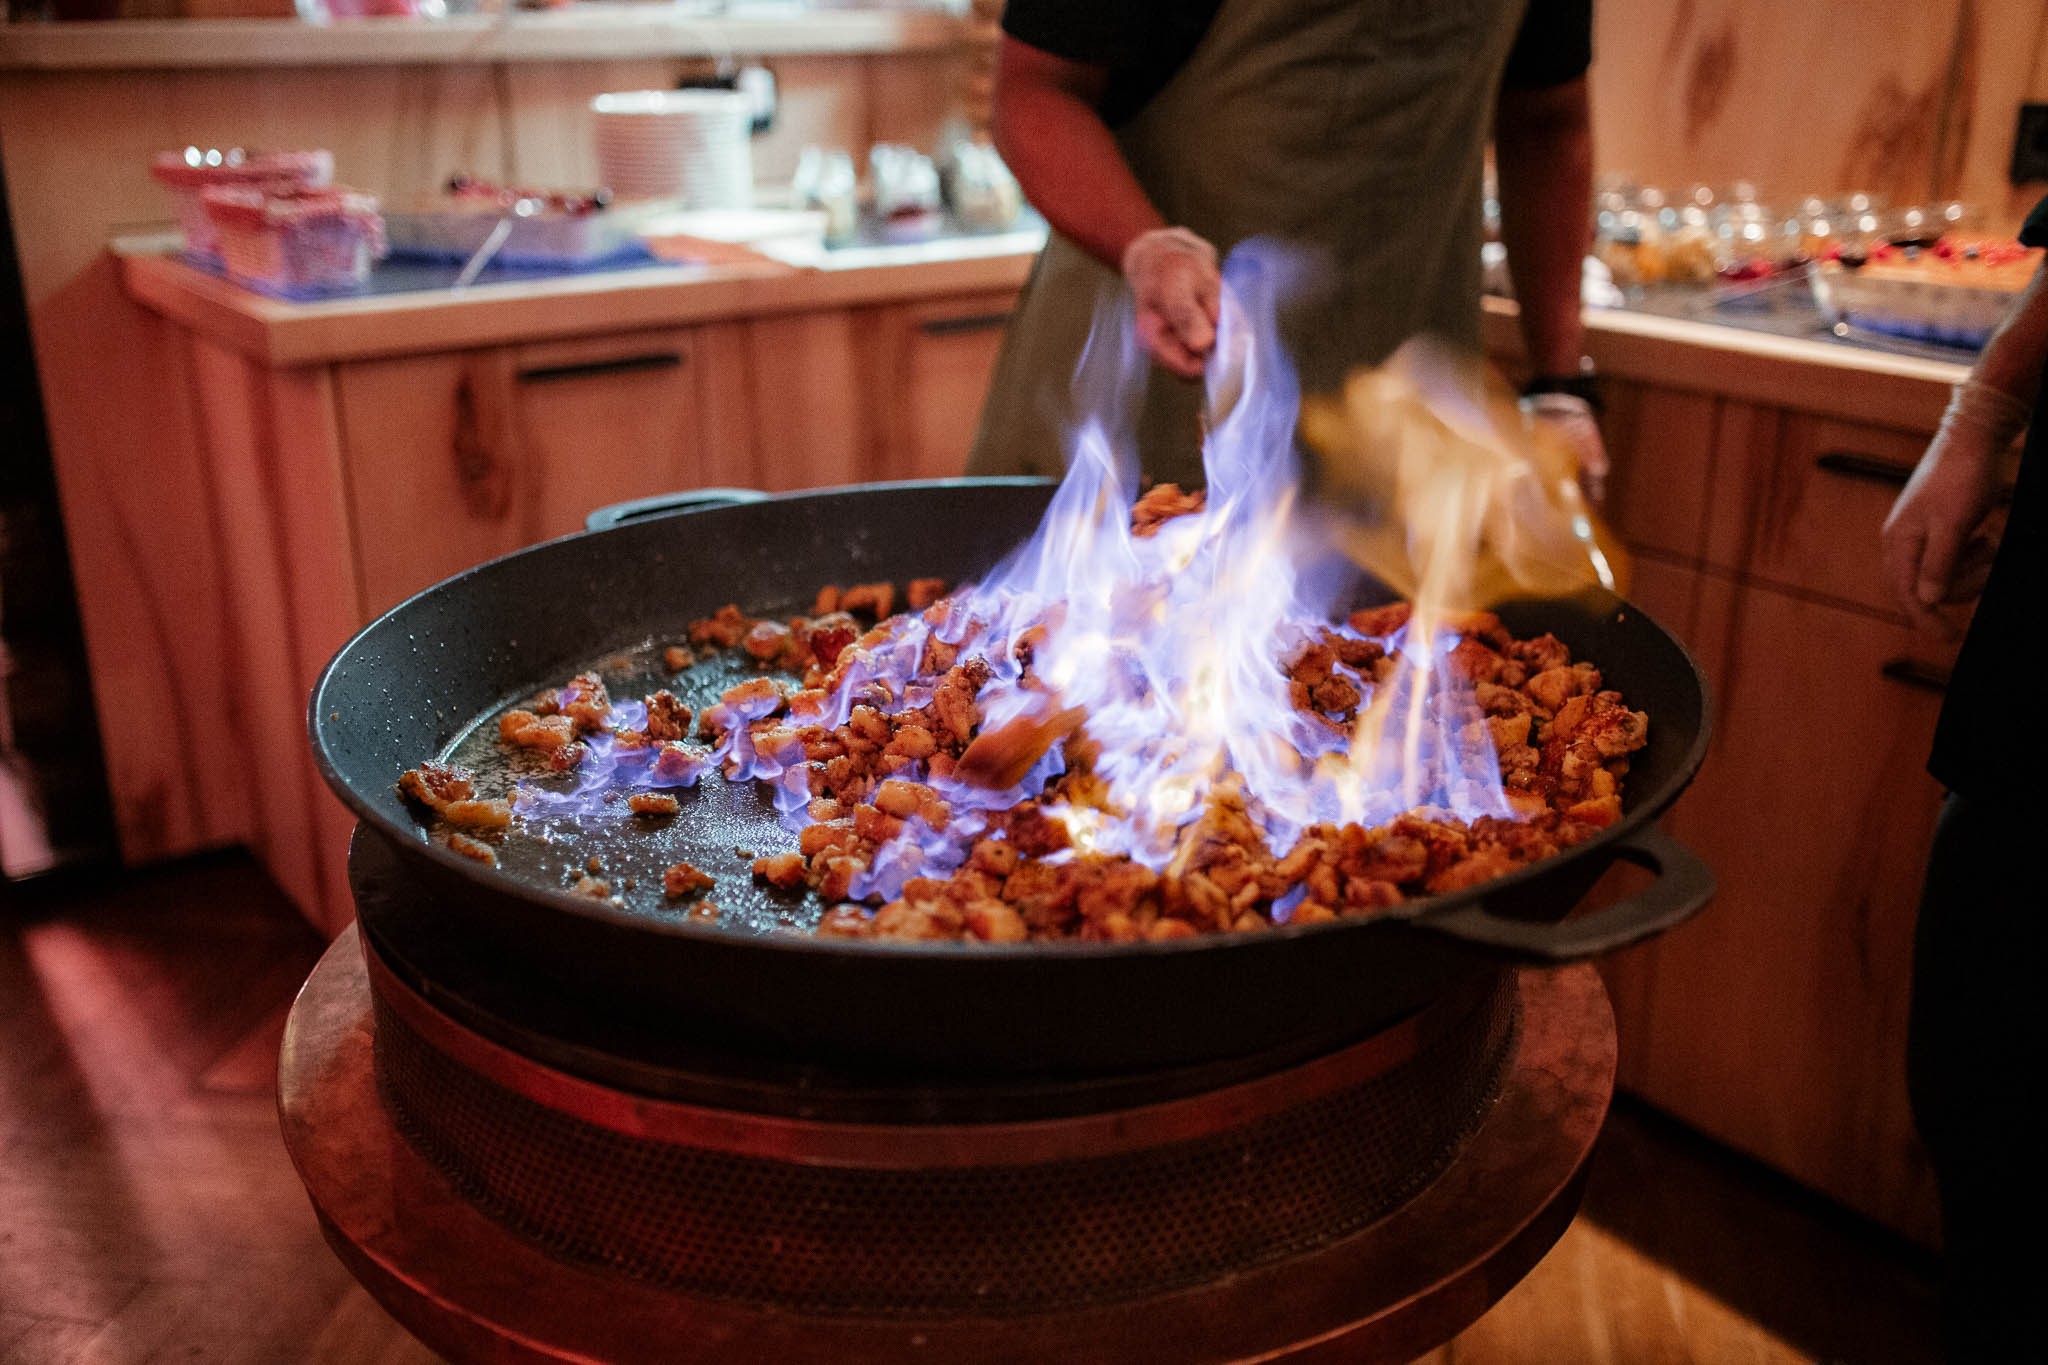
[120,250,1971,419]
[1483,296,1964,431]
[119,247,1038,366]
[0,11,980,72]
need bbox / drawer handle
[917,311,1013,337]
[517,352,684,383]
[1879,658,1951,694]
[1815,450,1914,486]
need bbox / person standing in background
[966,0,1606,489]
[1879,203,2048,1364]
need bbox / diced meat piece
[884,725,938,761]
[874,779,948,828]
[664,862,715,898]
[440,798,512,831]
[643,690,691,742]
[963,899,1027,943]
[663,645,696,673]
[743,620,795,664]
[1426,849,1517,895]
[802,613,860,670]
[852,804,905,844]
[753,851,807,889]
[1348,602,1411,637]
[560,672,612,733]
[547,742,586,772]
[871,901,957,941]
[816,904,873,938]
[1340,878,1403,915]
[812,585,842,615]
[968,838,1018,878]
[1524,662,1602,714]
[840,582,895,619]
[1473,681,1532,717]
[1506,632,1573,674]
[1447,637,1506,685]
[814,856,863,901]
[1130,483,1205,536]
[652,743,708,782]
[722,676,789,711]
[628,792,679,818]
[1289,902,1339,926]
[1006,803,1073,857]
[1077,861,1158,922]
[1003,860,1078,932]
[571,875,611,899]
[1333,634,1384,669]
[1564,794,1623,828]
[447,833,497,865]
[688,604,755,648]
[1311,675,1361,716]
[398,761,474,811]
[906,578,948,609]
[500,711,576,753]
[1146,917,1200,940]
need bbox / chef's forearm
[1494,78,1593,376]
[993,36,1166,274]
[1970,262,2048,412]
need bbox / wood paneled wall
[1593,1,2048,229]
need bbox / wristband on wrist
[1520,367,1603,414]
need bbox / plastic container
[385,177,643,267]
[1810,241,2040,349]
[201,184,386,299]
[150,147,335,263]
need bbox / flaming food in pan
[398,256,1640,942]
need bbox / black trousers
[1907,791,2048,1361]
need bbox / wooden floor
[0,854,1941,1365]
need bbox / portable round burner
[279,833,1617,1365]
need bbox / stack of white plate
[592,90,753,210]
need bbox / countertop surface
[120,224,1967,430]
[117,221,1046,366]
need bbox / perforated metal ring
[370,961,1515,1319]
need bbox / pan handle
[1410,825,1713,962]
[584,488,768,533]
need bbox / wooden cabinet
[1588,376,1951,1247]
[860,291,1017,481]
[337,328,710,610]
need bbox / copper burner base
[281,925,1614,1364]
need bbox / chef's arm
[992,35,1164,270]
[1493,77,1593,377]
[993,34,1219,379]
[1881,262,2048,628]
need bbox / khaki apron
[967,0,1531,488]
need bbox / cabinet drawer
[1712,411,1929,613]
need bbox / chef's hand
[1881,378,2026,633]
[1121,227,1220,380]
[1521,391,1610,504]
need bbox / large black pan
[310,478,1712,1075]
